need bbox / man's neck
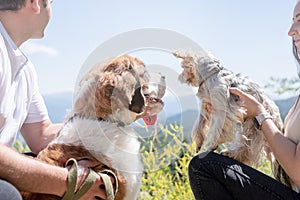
[0,11,29,47]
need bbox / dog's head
[173,50,223,88]
[73,54,165,126]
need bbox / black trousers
[188,152,300,200]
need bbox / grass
[14,123,273,199]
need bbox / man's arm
[0,144,108,198]
[20,119,62,154]
[0,144,68,196]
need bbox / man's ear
[27,0,41,14]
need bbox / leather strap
[61,158,118,200]
[97,169,119,200]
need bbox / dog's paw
[197,143,218,153]
[220,150,235,158]
[172,50,187,59]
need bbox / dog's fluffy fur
[173,50,283,166]
[22,55,165,200]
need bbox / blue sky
[20,0,297,98]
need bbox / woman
[188,1,300,199]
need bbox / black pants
[188,152,300,200]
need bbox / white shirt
[0,22,49,146]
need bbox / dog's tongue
[142,114,158,126]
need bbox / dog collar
[68,114,104,122]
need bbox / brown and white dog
[23,55,165,200]
[173,49,283,166]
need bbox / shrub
[138,123,195,199]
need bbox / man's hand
[74,159,115,199]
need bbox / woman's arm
[229,88,300,185]
[260,118,300,185]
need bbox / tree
[264,76,300,95]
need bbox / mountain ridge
[43,91,296,124]
[42,92,297,144]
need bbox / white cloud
[21,42,58,57]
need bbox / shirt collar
[0,21,28,79]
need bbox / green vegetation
[138,123,195,199]
[265,76,300,95]
[137,123,273,199]
[13,138,30,153]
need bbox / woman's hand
[229,87,266,118]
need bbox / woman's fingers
[229,87,266,118]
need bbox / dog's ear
[104,56,136,75]
[94,72,119,119]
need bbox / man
[0,0,107,199]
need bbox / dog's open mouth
[142,95,164,126]
[142,115,157,126]
[129,87,164,126]
[129,86,145,114]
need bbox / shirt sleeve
[24,62,49,124]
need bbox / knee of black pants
[188,151,216,175]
